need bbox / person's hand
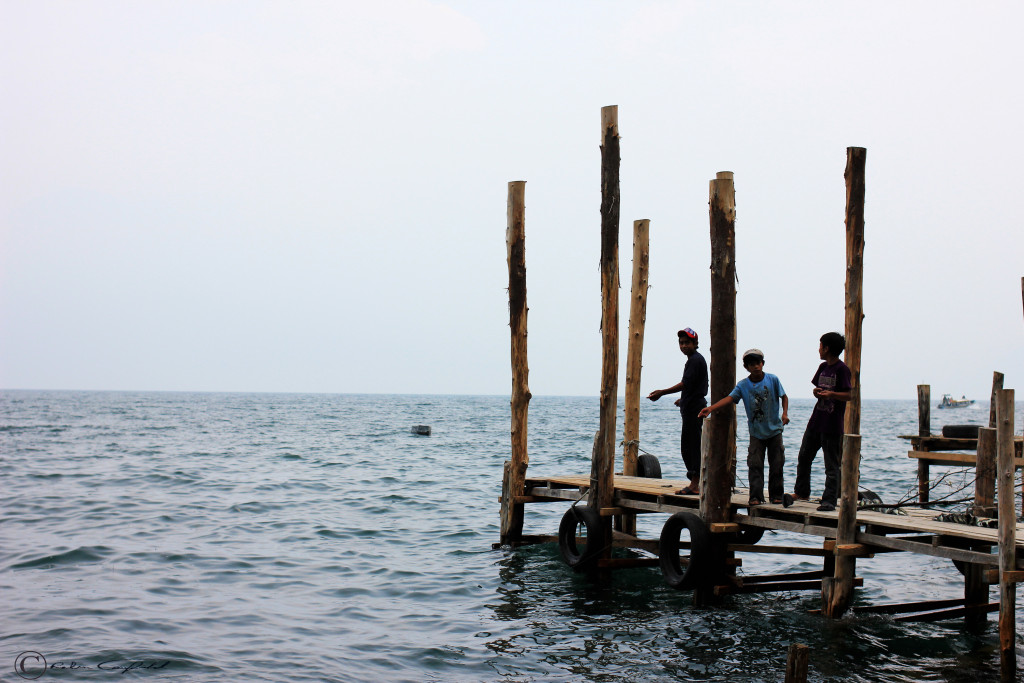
[673,398,681,407]
[647,390,662,401]
[698,407,711,418]
[782,413,790,425]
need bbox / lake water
[2,391,1023,682]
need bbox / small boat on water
[938,393,975,409]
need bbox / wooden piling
[588,105,619,571]
[500,181,530,544]
[701,172,737,525]
[843,147,866,437]
[990,372,1005,429]
[784,643,809,683]
[823,434,861,617]
[976,427,998,518]
[620,219,650,537]
[965,426,997,627]
[996,389,1016,681]
[917,384,931,504]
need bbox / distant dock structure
[496,105,1024,681]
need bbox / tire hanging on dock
[636,453,662,478]
[732,525,765,545]
[558,505,603,572]
[658,510,711,590]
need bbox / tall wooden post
[823,434,861,617]
[996,389,1017,681]
[965,426,997,627]
[917,384,931,504]
[843,147,866,437]
[620,219,650,537]
[976,427,998,517]
[990,372,1005,428]
[987,372,1012,514]
[700,172,737,525]
[500,181,530,544]
[588,106,619,572]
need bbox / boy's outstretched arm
[648,381,683,401]
[781,394,790,425]
[698,396,734,418]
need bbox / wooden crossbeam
[894,603,999,623]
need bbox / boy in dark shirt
[648,328,708,494]
[793,332,853,511]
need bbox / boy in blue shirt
[699,348,789,505]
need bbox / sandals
[678,485,700,496]
[747,497,764,507]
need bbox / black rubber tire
[942,424,980,439]
[558,505,603,572]
[733,526,765,545]
[658,511,711,590]
[636,453,662,479]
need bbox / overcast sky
[2,1,1022,399]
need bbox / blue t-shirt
[729,373,786,440]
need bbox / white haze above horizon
[2,1,1023,401]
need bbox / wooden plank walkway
[523,474,1024,570]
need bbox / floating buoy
[411,425,431,436]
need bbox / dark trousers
[680,409,705,481]
[794,428,843,505]
[748,433,785,502]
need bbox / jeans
[680,408,705,481]
[748,432,785,502]
[794,428,843,505]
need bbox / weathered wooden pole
[823,434,861,617]
[500,181,530,544]
[619,218,650,537]
[965,426,997,627]
[843,147,866,437]
[588,105,619,571]
[784,643,809,683]
[700,171,737,524]
[987,372,1013,514]
[996,389,1017,681]
[976,427,998,517]
[917,384,931,504]
[695,172,736,607]
[990,372,1005,428]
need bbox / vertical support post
[696,172,736,607]
[823,434,861,617]
[976,428,998,517]
[917,384,931,504]
[996,389,1017,681]
[700,171,737,525]
[965,426,997,627]
[784,643,809,683]
[500,181,530,544]
[589,105,619,574]
[843,147,866,437]
[990,372,1005,428]
[620,219,650,537]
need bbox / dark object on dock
[636,453,662,478]
[942,424,980,439]
[411,425,431,436]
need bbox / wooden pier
[497,105,1023,681]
